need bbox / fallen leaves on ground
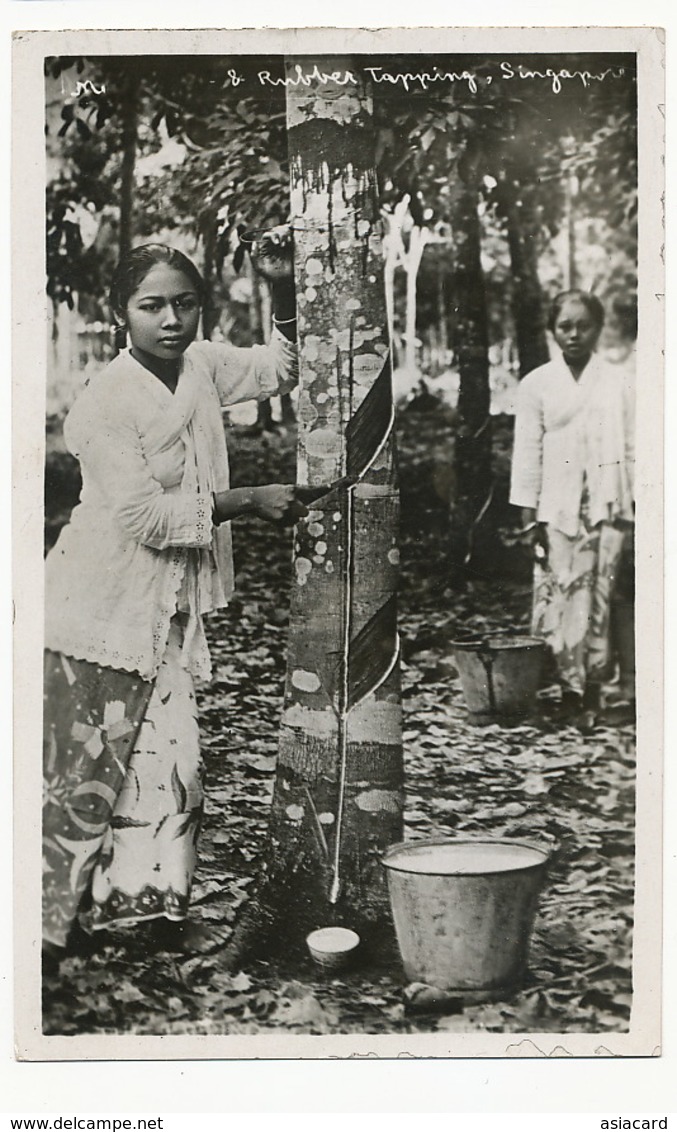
[43,410,635,1037]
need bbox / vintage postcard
[12,24,664,1062]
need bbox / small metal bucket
[453,635,545,721]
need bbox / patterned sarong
[42,655,154,947]
[43,621,203,947]
[532,517,625,697]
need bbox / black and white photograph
[11,25,664,1061]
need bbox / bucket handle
[476,640,497,715]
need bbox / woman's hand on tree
[213,484,333,526]
[251,484,308,526]
[250,225,294,282]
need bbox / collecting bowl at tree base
[306,926,361,972]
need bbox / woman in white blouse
[510,290,634,723]
[43,238,306,972]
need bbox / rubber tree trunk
[381,195,416,373]
[447,171,493,578]
[280,391,296,425]
[500,179,549,378]
[382,212,403,366]
[224,57,403,965]
[436,258,450,370]
[248,266,274,431]
[565,172,579,289]
[403,225,428,376]
[200,209,220,341]
[118,70,139,262]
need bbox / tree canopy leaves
[45,52,637,313]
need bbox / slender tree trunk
[404,261,417,374]
[249,267,274,431]
[200,210,220,341]
[382,196,414,372]
[384,255,396,352]
[118,71,139,261]
[437,260,449,368]
[500,179,549,378]
[280,391,296,425]
[259,279,295,423]
[447,170,493,577]
[403,226,427,375]
[224,57,403,966]
[566,172,579,289]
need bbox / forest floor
[42,400,635,1038]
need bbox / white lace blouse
[509,351,635,537]
[45,332,297,682]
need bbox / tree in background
[46,52,637,332]
[45,53,638,575]
[493,139,550,379]
[370,54,636,570]
[375,66,495,572]
[445,137,492,572]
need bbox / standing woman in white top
[43,236,308,973]
[509,290,635,722]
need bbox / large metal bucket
[382,837,550,1001]
[452,635,545,721]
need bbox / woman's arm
[65,400,213,551]
[212,484,308,526]
[255,228,297,341]
[510,376,548,554]
[269,278,297,342]
[203,331,298,408]
[213,478,338,525]
[510,376,545,513]
[203,225,298,405]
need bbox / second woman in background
[510,290,635,725]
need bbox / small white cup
[306,927,361,971]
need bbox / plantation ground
[42,402,635,1037]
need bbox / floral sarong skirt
[532,520,625,697]
[43,620,203,947]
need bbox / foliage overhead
[45,52,637,314]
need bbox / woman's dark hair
[110,243,205,318]
[548,289,605,334]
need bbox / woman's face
[123,264,201,361]
[552,298,601,365]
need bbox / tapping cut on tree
[223,58,404,968]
